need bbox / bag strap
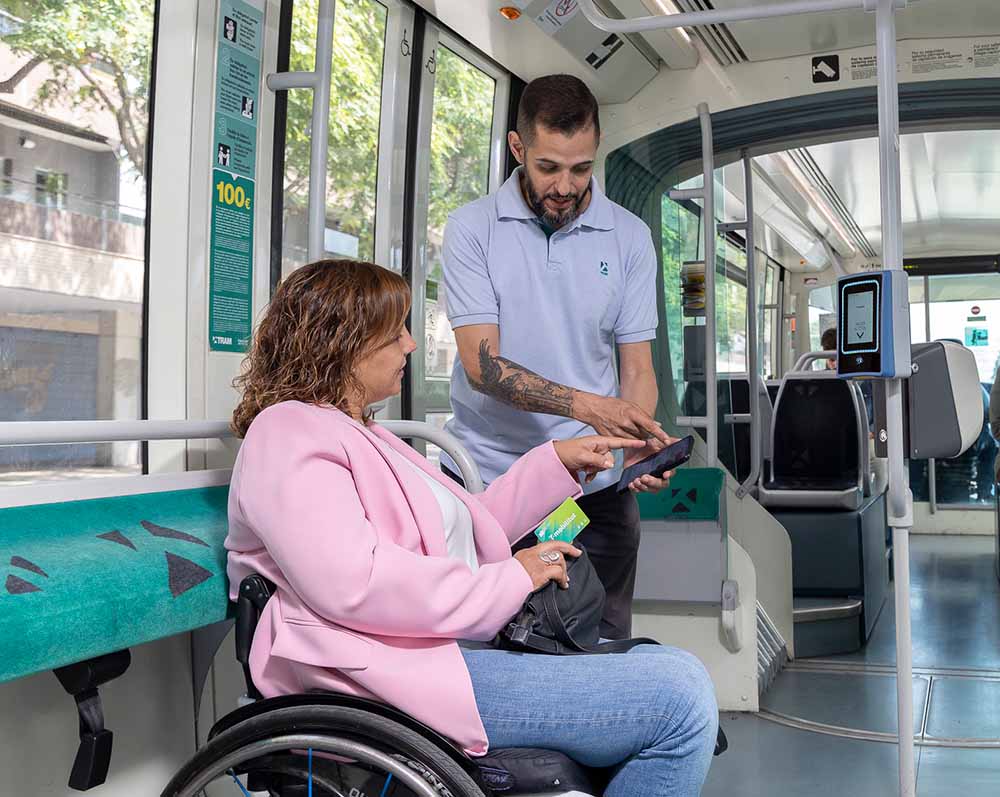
[539,585,659,655]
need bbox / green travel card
[534,498,590,543]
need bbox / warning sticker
[536,0,579,35]
[849,55,877,81]
[911,47,969,75]
[974,41,1000,69]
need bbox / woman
[226,260,718,796]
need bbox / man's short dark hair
[516,74,599,146]
[821,327,837,351]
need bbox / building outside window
[0,2,154,482]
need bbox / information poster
[209,0,262,353]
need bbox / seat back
[235,574,275,700]
[760,373,865,510]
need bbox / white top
[384,445,479,572]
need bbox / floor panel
[761,670,929,736]
[816,535,1000,671]
[916,747,1000,797]
[708,534,1000,793]
[924,677,1000,740]
[704,714,900,797]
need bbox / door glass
[923,274,1000,506]
[0,4,154,482]
[281,0,388,275]
[660,193,701,411]
[422,46,496,383]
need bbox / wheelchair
[162,574,726,797]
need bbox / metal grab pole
[874,0,915,794]
[670,105,717,468]
[265,0,335,263]
[700,103,718,468]
[738,150,760,496]
[308,0,335,261]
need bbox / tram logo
[811,55,840,83]
[599,261,610,276]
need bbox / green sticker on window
[209,0,262,353]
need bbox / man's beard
[521,171,591,229]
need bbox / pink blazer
[225,401,582,755]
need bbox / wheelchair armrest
[235,574,275,700]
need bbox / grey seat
[759,372,868,511]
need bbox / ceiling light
[499,6,522,20]
[651,0,693,45]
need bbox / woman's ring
[539,551,562,564]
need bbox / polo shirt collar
[497,167,616,232]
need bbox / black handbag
[496,546,657,655]
[494,545,731,757]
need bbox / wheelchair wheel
[162,704,488,797]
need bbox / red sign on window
[972,306,981,315]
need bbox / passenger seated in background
[225,260,719,796]
[821,327,838,370]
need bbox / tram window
[280,0,388,273]
[660,196,701,398]
[0,3,153,482]
[423,46,497,381]
[808,285,836,363]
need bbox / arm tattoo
[470,339,576,417]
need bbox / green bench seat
[1,486,231,684]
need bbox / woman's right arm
[237,410,533,641]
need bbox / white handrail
[381,421,484,494]
[0,420,234,446]
[0,418,484,494]
[575,0,866,34]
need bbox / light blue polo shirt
[440,168,659,493]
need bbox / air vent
[674,0,749,66]
[520,0,658,102]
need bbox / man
[441,74,675,640]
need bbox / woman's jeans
[460,643,718,797]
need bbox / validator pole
[576,0,914,793]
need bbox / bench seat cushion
[1,486,231,683]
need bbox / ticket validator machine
[837,270,912,380]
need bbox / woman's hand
[514,541,581,591]
[553,436,647,483]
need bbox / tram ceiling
[805,128,1000,259]
[676,0,1000,63]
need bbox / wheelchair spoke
[226,768,253,797]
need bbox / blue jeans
[460,643,718,796]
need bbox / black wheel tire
[161,705,488,797]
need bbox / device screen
[840,278,880,355]
[846,291,874,345]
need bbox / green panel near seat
[637,468,725,521]
[0,486,231,684]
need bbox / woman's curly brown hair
[232,259,411,437]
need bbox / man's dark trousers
[442,466,640,640]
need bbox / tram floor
[704,533,1000,795]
